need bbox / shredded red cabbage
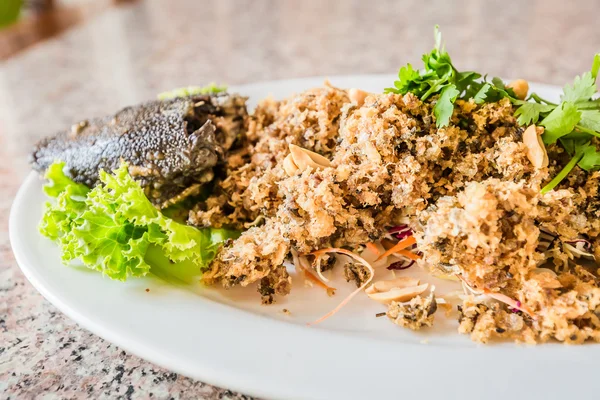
[388,225,413,240]
[510,301,522,313]
[387,260,415,270]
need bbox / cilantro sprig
[385,26,515,127]
[387,26,600,194]
[518,54,600,193]
[509,54,600,194]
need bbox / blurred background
[1,1,599,398]
[1,0,599,161]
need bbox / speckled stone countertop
[1,0,599,398]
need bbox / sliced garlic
[367,283,429,304]
[365,277,421,295]
[284,144,331,176]
[523,125,548,169]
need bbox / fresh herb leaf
[559,138,578,155]
[561,72,596,103]
[433,84,460,127]
[579,110,600,132]
[540,101,581,144]
[577,142,600,171]
[40,161,238,282]
[386,26,515,127]
[513,102,554,125]
[455,71,481,93]
[559,131,596,144]
[472,83,492,104]
[387,64,420,94]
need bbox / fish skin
[30,93,247,206]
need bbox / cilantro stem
[540,153,583,194]
[574,124,600,138]
[576,100,600,110]
[529,93,557,106]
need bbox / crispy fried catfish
[31,93,247,207]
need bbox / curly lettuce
[39,162,238,283]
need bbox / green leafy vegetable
[520,52,600,192]
[157,83,227,100]
[42,162,89,198]
[579,110,600,132]
[40,162,238,283]
[561,72,597,103]
[577,142,600,171]
[434,84,460,127]
[540,102,581,144]
[513,102,554,125]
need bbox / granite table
[1,0,599,398]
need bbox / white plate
[10,76,596,400]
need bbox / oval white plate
[10,76,597,400]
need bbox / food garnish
[308,248,375,325]
[375,236,417,261]
[157,83,227,100]
[290,248,336,296]
[385,26,517,128]
[40,161,238,283]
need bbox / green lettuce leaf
[39,161,238,283]
[157,83,227,100]
[42,162,89,198]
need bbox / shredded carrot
[394,249,421,261]
[299,261,336,296]
[380,239,397,250]
[308,248,375,325]
[291,249,336,296]
[375,236,416,261]
[365,242,380,256]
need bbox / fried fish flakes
[200,86,600,343]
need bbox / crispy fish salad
[32,29,600,344]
